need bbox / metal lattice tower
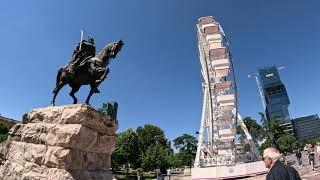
[194,16,261,168]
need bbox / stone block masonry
[0,104,118,180]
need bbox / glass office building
[292,114,320,141]
[258,66,291,124]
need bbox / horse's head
[97,40,124,63]
[111,40,124,58]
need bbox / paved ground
[161,154,320,180]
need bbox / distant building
[281,122,294,134]
[258,66,291,124]
[0,115,19,129]
[292,114,320,141]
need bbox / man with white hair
[263,147,301,180]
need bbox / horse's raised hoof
[50,101,55,106]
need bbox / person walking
[166,168,172,180]
[316,142,320,160]
[295,149,303,167]
[279,153,288,165]
[263,147,301,180]
[156,171,164,180]
[306,144,315,170]
[137,170,144,180]
[304,144,308,152]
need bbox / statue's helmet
[87,36,94,44]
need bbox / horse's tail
[54,68,63,93]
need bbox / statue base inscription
[0,104,118,180]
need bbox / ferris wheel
[194,16,261,169]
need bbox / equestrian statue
[51,35,124,105]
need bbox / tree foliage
[111,124,200,172]
[236,116,299,154]
[0,125,8,143]
[276,133,298,153]
[173,134,198,167]
[112,128,139,169]
[112,124,173,171]
[268,119,286,141]
[0,125,9,134]
[173,134,197,153]
[136,124,168,153]
[141,144,170,171]
[174,150,193,167]
[237,117,263,143]
[259,118,298,153]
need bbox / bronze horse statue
[51,40,124,105]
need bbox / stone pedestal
[0,104,118,180]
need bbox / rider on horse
[52,38,124,106]
[66,37,96,77]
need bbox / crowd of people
[262,142,320,180]
[155,168,172,180]
[263,147,301,180]
[294,142,320,171]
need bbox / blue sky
[0,0,319,141]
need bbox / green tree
[111,129,139,171]
[260,119,284,150]
[136,124,168,153]
[112,125,173,172]
[237,117,263,143]
[135,124,172,171]
[167,153,180,168]
[259,118,299,153]
[174,150,193,168]
[276,133,298,153]
[173,134,198,167]
[141,144,170,172]
[173,134,197,153]
[0,124,9,143]
[268,119,285,140]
